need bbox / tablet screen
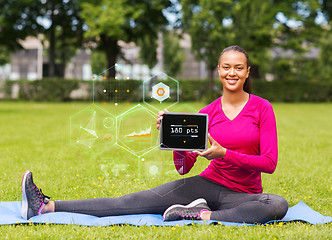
[159,112,208,151]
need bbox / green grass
[0,101,331,239]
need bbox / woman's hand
[194,134,227,160]
[156,109,169,130]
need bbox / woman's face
[218,51,250,93]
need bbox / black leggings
[55,176,288,224]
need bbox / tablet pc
[159,112,208,151]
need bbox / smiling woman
[217,46,252,121]
[21,46,288,225]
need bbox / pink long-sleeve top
[173,94,278,194]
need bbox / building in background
[177,33,208,79]
[65,49,91,80]
[9,37,43,80]
[3,33,215,82]
[5,36,92,81]
[2,34,320,82]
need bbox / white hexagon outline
[70,104,116,154]
[115,104,159,158]
[143,72,179,111]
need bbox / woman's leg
[209,190,288,224]
[53,175,222,217]
[23,170,287,222]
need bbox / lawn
[0,101,331,239]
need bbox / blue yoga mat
[0,201,331,226]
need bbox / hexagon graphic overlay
[70,104,116,154]
[116,104,159,157]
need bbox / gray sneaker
[163,198,211,221]
[21,170,51,220]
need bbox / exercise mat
[0,201,331,226]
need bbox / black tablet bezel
[159,112,208,151]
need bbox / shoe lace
[33,186,51,204]
[178,209,202,219]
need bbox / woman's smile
[226,78,238,85]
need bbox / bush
[2,78,332,102]
[4,78,79,101]
[252,80,332,102]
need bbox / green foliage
[321,0,332,22]
[138,34,158,70]
[181,0,233,72]
[138,31,185,77]
[273,1,314,51]
[180,0,331,83]
[0,0,84,76]
[271,0,326,82]
[0,0,39,50]
[0,45,10,65]
[318,30,332,82]
[90,51,108,75]
[163,31,185,76]
[271,58,296,82]
[230,0,280,78]
[3,78,332,103]
[181,79,332,103]
[252,80,332,102]
[80,0,173,77]
[4,79,79,101]
[181,0,289,80]
[81,0,132,39]
[1,0,330,85]
[292,58,320,82]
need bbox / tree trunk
[49,24,56,77]
[101,34,119,78]
[60,29,66,77]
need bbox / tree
[138,30,184,77]
[0,0,84,77]
[321,0,332,22]
[181,0,290,86]
[40,0,84,77]
[80,0,174,78]
[318,30,332,82]
[0,45,10,66]
[229,0,283,79]
[90,50,107,75]
[138,34,158,75]
[272,0,327,82]
[181,0,233,90]
[318,0,332,82]
[0,0,40,50]
[163,31,184,76]
[181,0,329,85]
